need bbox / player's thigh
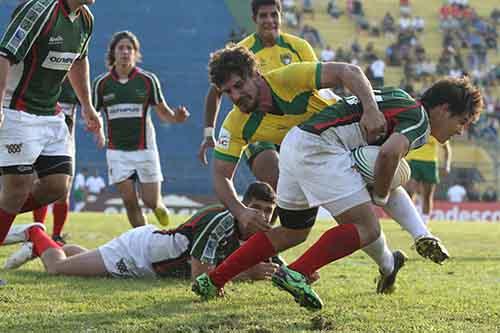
[139,181,162,207]
[0,173,34,205]
[421,182,436,200]
[115,179,139,204]
[54,249,108,276]
[135,150,163,184]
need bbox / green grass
[1,213,500,332]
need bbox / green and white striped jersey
[0,0,93,115]
[92,67,165,151]
[299,87,430,150]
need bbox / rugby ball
[352,145,411,189]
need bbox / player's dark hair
[106,31,143,68]
[251,0,282,17]
[208,44,258,88]
[242,181,276,204]
[421,77,483,121]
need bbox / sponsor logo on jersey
[48,36,64,45]
[107,103,143,120]
[280,53,292,65]
[216,128,231,150]
[5,143,23,154]
[41,51,80,71]
[103,93,115,102]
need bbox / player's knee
[356,221,380,245]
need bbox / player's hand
[246,262,279,280]
[360,105,386,144]
[237,207,272,234]
[198,136,215,165]
[81,105,101,133]
[174,106,190,123]
[95,130,106,149]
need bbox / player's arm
[190,257,215,280]
[213,159,271,233]
[68,57,100,133]
[320,62,386,143]
[372,133,410,206]
[154,102,189,123]
[198,85,223,165]
[0,56,10,126]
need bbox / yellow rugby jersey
[238,32,317,74]
[406,136,439,162]
[214,62,337,163]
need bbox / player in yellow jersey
[405,137,451,225]
[198,0,331,190]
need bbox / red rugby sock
[0,208,16,244]
[52,201,69,237]
[28,226,61,256]
[33,206,48,224]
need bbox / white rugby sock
[362,232,394,275]
[384,186,431,240]
[421,214,430,225]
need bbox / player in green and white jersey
[192,48,483,309]
[0,0,100,247]
[4,182,280,282]
[92,31,189,228]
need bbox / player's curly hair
[242,181,276,205]
[208,44,258,88]
[251,0,281,17]
[421,77,483,121]
[106,31,142,68]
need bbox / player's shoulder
[237,33,257,49]
[80,5,94,27]
[136,67,159,81]
[222,108,250,129]
[279,32,309,46]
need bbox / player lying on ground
[3,182,284,282]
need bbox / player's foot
[4,242,35,269]
[414,235,450,264]
[52,235,67,245]
[2,223,46,245]
[192,273,219,300]
[154,207,170,226]
[272,266,323,311]
[376,250,408,294]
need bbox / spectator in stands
[381,12,396,37]
[400,0,411,16]
[327,0,343,19]
[300,24,324,48]
[283,0,296,11]
[491,8,500,25]
[412,16,425,33]
[320,45,336,61]
[447,183,467,203]
[465,183,480,202]
[302,0,314,18]
[73,169,89,212]
[368,55,385,88]
[482,187,498,202]
[399,12,412,32]
[86,171,106,196]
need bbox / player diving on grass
[3,182,283,283]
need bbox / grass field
[1,213,499,332]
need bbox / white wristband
[203,127,214,137]
[371,192,389,206]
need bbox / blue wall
[0,0,252,195]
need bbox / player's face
[254,5,281,41]
[219,73,259,113]
[114,38,137,68]
[239,199,276,240]
[431,105,474,143]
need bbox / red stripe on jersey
[313,113,361,131]
[383,102,421,135]
[42,2,60,36]
[138,73,151,150]
[184,206,226,229]
[15,46,39,112]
